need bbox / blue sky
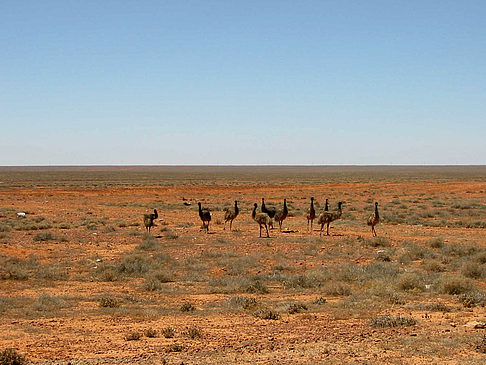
[1,0,485,165]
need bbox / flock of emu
[144,198,381,238]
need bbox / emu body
[223,200,239,231]
[198,202,211,233]
[367,202,380,236]
[317,202,343,236]
[143,209,158,233]
[306,197,315,232]
[252,203,271,238]
[274,199,288,231]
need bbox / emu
[143,209,158,233]
[306,197,316,232]
[252,203,271,238]
[317,201,343,236]
[367,201,380,237]
[223,200,239,231]
[198,202,211,233]
[274,199,288,231]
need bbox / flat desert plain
[1,166,486,364]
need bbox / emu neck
[252,205,257,219]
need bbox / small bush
[184,327,202,339]
[180,302,196,312]
[397,273,424,292]
[33,232,54,242]
[283,271,329,289]
[458,291,486,308]
[36,264,68,281]
[370,315,417,328]
[253,307,280,320]
[117,254,152,275]
[428,237,444,248]
[33,294,69,313]
[0,348,27,365]
[95,265,119,282]
[101,226,116,233]
[419,302,453,312]
[228,296,257,309]
[422,260,445,273]
[313,297,327,305]
[461,262,485,279]
[165,230,179,240]
[244,280,269,294]
[161,327,175,338]
[362,237,390,247]
[0,224,11,232]
[475,252,486,264]
[322,282,352,296]
[98,296,119,308]
[286,302,308,314]
[125,332,141,341]
[166,343,183,353]
[437,275,473,295]
[137,236,158,251]
[144,328,158,338]
[476,335,486,353]
[142,276,163,292]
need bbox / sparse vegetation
[98,295,119,308]
[2,167,486,363]
[161,327,175,338]
[253,307,280,320]
[0,348,27,365]
[124,332,141,341]
[144,328,158,338]
[370,315,417,328]
[184,326,202,339]
[180,302,196,312]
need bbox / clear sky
[1,0,485,165]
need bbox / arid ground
[1,166,486,364]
